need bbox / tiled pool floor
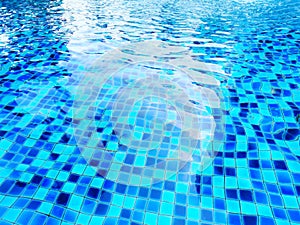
[0,0,300,224]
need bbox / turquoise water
[0,0,300,224]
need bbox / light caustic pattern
[72,41,225,186]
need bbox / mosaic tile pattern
[0,0,300,224]
[71,42,226,187]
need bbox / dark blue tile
[31,175,43,185]
[274,160,288,170]
[280,185,294,195]
[226,189,238,199]
[250,169,261,179]
[124,154,135,164]
[87,187,100,199]
[229,214,241,225]
[243,216,257,225]
[276,168,291,181]
[80,177,91,185]
[202,176,212,185]
[214,166,223,175]
[45,190,58,202]
[52,206,64,218]
[147,201,160,212]
[3,152,14,160]
[0,180,14,193]
[9,181,26,195]
[100,191,112,202]
[202,186,212,195]
[75,185,87,195]
[215,198,225,210]
[150,189,161,200]
[62,164,72,171]
[176,194,187,205]
[225,167,236,176]
[239,190,253,202]
[49,153,60,160]
[273,208,287,219]
[237,152,247,158]
[116,184,127,194]
[95,204,109,216]
[17,211,34,225]
[56,193,70,206]
[164,181,175,191]
[27,200,42,210]
[266,183,279,193]
[138,187,149,198]
[172,218,185,225]
[120,209,131,219]
[288,210,300,222]
[270,194,283,206]
[296,185,300,196]
[249,160,260,168]
[15,198,29,208]
[175,205,186,217]
[255,191,268,204]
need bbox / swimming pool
[0,0,300,224]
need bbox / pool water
[0,0,300,224]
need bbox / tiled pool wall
[0,0,300,224]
